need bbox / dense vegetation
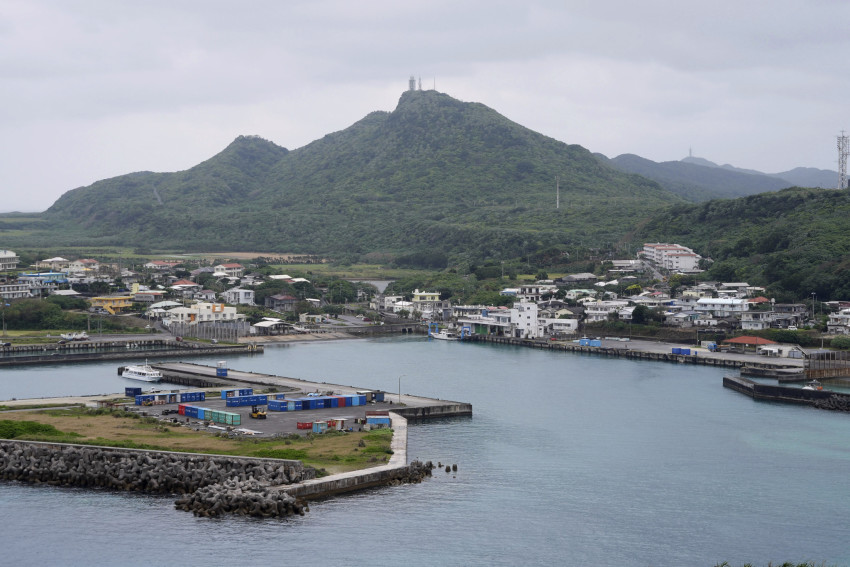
[639,187,850,300]
[6,90,680,263]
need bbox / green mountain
[638,187,850,300]
[35,90,682,261]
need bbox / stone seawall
[0,440,312,517]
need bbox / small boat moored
[802,379,825,391]
[122,362,163,382]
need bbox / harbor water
[2,335,850,566]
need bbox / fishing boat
[122,362,163,382]
[802,379,824,391]
[430,329,460,341]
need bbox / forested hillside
[638,187,850,300]
[36,90,680,262]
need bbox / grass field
[0,407,394,475]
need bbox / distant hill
[602,153,839,202]
[769,167,838,189]
[638,186,850,300]
[32,90,682,261]
[601,153,789,201]
[681,156,838,190]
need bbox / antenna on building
[838,131,849,189]
[556,176,560,209]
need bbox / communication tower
[839,131,849,190]
[409,76,416,91]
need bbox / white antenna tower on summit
[839,131,849,190]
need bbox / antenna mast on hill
[556,176,560,209]
[838,131,849,189]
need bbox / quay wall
[394,403,473,421]
[472,336,743,369]
[0,341,262,367]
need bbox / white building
[510,302,540,339]
[695,297,749,317]
[0,250,20,271]
[584,300,630,322]
[828,309,850,334]
[223,287,255,305]
[164,302,244,325]
[642,243,702,272]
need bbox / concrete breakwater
[0,339,262,367]
[722,375,850,411]
[0,412,438,518]
[0,440,312,517]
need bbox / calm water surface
[1,336,849,566]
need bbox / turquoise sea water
[1,336,849,566]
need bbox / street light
[811,292,816,324]
[398,374,406,404]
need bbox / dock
[150,362,472,420]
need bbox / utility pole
[839,131,849,190]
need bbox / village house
[145,260,180,271]
[695,297,749,317]
[265,294,298,312]
[517,283,558,303]
[68,259,100,274]
[132,289,167,303]
[214,263,244,278]
[584,300,630,322]
[827,309,850,334]
[35,257,70,272]
[90,295,133,314]
[412,289,450,320]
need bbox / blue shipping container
[681,348,691,355]
[125,387,142,397]
[374,392,385,402]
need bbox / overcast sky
[2,0,849,212]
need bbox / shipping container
[374,391,385,402]
[125,387,142,397]
[312,421,328,434]
[680,348,691,355]
[297,422,313,430]
[268,400,287,412]
[216,361,227,377]
[672,347,681,354]
[178,404,186,416]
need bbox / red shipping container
[178,404,186,416]
[336,396,346,408]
